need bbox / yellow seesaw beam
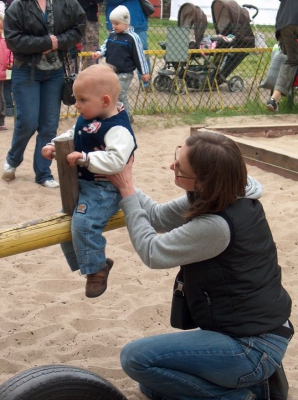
[0,210,126,259]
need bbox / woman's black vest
[182,198,292,337]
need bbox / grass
[95,15,288,120]
[173,96,298,126]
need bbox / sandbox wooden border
[190,124,298,181]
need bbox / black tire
[169,79,186,95]
[153,75,172,92]
[0,365,127,400]
[228,76,244,92]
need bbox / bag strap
[62,56,72,76]
[173,268,185,297]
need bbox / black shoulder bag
[170,268,197,330]
[139,0,155,17]
[61,57,76,106]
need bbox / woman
[2,0,86,187]
[108,131,293,400]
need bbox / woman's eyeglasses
[174,146,195,180]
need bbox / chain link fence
[61,4,288,119]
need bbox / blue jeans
[121,329,290,400]
[3,80,13,109]
[60,180,121,275]
[0,81,4,126]
[7,64,64,183]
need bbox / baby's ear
[103,94,111,107]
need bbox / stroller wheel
[169,79,186,95]
[228,76,244,92]
[153,75,172,92]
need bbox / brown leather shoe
[85,258,114,298]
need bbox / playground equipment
[0,138,130,399]
[0,138,126,259]
[0,365,127,400]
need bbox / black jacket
[182,198,292,337]
[275,0,298,38]
[77,0,101,22]
[4,0,86,66]
[102,30,149,75]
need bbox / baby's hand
[41,144,55,160]
[92,52,101,59]
[67,151,83,166]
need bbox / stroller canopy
[178,3,208,47]
[211,0,255,48]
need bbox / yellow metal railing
[60,47,272,118]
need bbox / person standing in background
[93,5,149,123]
[104,0,150,90]
[77,0,101,67]
[2,0,14,118]
[0,14,13,130]
[3,54,13,117]
[2,0,86,188]
[266,0,298,112]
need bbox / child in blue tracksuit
[104,0,151,89]
[93,5,149,122]
[42,64,137,298]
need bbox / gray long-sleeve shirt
[119,176,263,269]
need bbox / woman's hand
[50,35,58,50]
[107,156,135,198]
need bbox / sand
[0,113,297,399]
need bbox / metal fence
[60,22,283,118]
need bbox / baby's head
[109,5,130,34]
[73,64,120,120]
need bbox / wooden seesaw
[0,138,126,259]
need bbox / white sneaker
[42,179,59,188]
[2,162,16,181]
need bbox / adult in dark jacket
[77,0,101,66]
[2,0,86,188]
[107,131,294,400]
[266,0,298,112]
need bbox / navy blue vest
[74,109,137,181]
[182,198,292,337]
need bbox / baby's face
[73,79,104,120]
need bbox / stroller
[153,0,257,93]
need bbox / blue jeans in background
[7,64,64,184]
[121,329,290,400]
[3,80,13,109]
[61,180,121,275]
